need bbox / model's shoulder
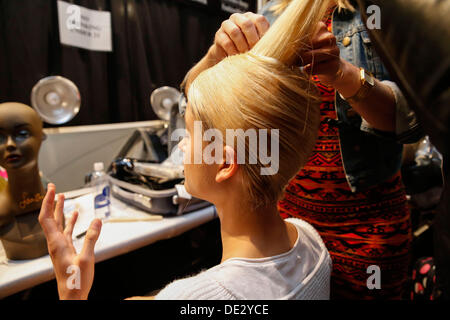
[285,217,328,250]
[155,268,237,300]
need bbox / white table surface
[0,190,217,299]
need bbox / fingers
[303,58,341,81]
[299,20,338,67]
[311,32,337,50]
[54,193,65,232]
[304,21,336,54]
[307,60,339,75]
[215,29,239,56]
[221,19,249,53]
[230,13,259,49]
[80,219,102,261]
[64,211,79,242]
[301,46,340,66]
[313,21,328,39]
[39,183,58,236]
[244,12,270,38]
[214,12,269,57]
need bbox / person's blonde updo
[188,0,332,209]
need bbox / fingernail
[93,219,102,228]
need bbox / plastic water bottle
[92,162,111,221]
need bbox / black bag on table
[108,124,211,216]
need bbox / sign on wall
[57,0,113,52]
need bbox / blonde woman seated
[38,0,332,300]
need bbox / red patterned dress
[278,16,412,300]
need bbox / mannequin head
[0,102,45,172]
[0,102,48,260]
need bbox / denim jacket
[260,1,423,192]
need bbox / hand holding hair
[301,21,343,86]
[209,12,270,63]
[182,12,270,94]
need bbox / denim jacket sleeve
[333,7,423,144]
[360,80,424,144]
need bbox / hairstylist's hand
[300,21,342,86]
[38,183,102,300]
[208,12,270,63]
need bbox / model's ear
[215,145,238,183]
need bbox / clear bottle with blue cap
[92,162,111,220]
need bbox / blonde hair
[270,0,355,15]
[188,0,332,209]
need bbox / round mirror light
[150,86,180,121]
[31,76,81,125]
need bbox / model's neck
[5,161,45,209]
[215,197,291,263]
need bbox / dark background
[0,0,256,127]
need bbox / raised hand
[38,183,102,300]
[300,21,342,86]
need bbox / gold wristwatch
[339,68,375,105]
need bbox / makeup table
[0,188,217,298]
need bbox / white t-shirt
[154,218,332,300]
